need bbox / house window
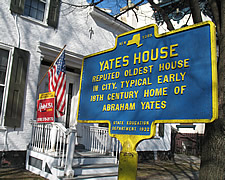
[24,0,46,21]
[155,123,164,137]
[0,45,29,128]
[159,123,164,137]
[10,0,61,28]
[0,87,3,115]
[0,49,9,115]
[65,83,73,128]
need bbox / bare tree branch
[132,9,139,22]
[114,0,144,19]
[91,0,104,6]
[61,0,104,8]
[147,0,174,31]
[209,0,221,35]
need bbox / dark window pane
[31,0,38,8]
[0,86,3,114]
[37,11,44,21]
[30,8,37,18]
[24,0,45,21]
[0,49,9,84]
[159,123,164,137]
[66,83,73,128]
[25,0,31,6]
[38,2,45,11]
[24,5,30,16]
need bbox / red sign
[37,98,55,123]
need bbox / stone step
[72,151,118,166]
[62,172,118,180]
[73,156,117,166]
[73,163,118,176]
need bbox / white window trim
[0,43,14,128]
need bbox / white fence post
[65,128,77,177]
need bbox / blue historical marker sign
[77,21,218,137]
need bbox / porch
[26,121,121,180]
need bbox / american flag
[48,50,66,117]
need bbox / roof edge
[90,6,134,32]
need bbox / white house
[0,0,132,178]
[0,0,133,151]
[0,0,172,179]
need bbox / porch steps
[58,150,118,180]
[26,149,118,180]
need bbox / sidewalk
[0,154,200,179]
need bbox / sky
[87,0,148,15]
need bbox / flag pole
[37,45,66,88]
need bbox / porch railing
[77,124,121,162]
[29,121,72,167]
[28,122,121,176]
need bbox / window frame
[0,44,14,128]
[10,0,60,28]
[22,0,50,25]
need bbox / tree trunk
[199,1,225,179]
[199,119,225,179]
[189,0,202,23]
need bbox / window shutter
[10,0,25,15]
[5,48,29,128]
[47,0,61,28]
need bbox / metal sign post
[115,135,144,180]
[77,21,217,179]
